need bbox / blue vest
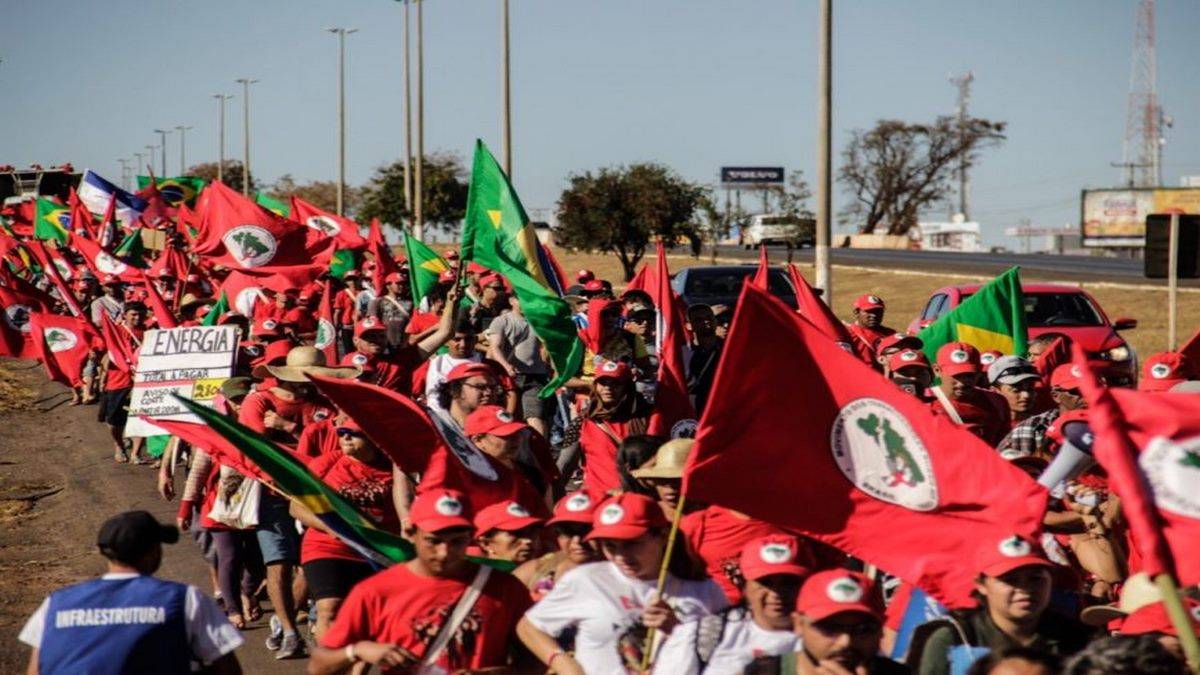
[39,575,191,675]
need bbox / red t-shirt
[103,325,144,391]
[680,506,795,604]
[845,323,895,358]
[418,445,549,518]
[360,347,425,393]
[320,563,533,673]
[284,306,316,335]
[238,389,333,446]
[578,418,639,498]
[334,290,358,326]
[405,310,439,335]
[931,388,1012,447]
[302,452,399,564]
[297,418,339,461]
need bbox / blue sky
[4,1,1198,245]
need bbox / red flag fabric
[26,241,87,321]
[141,278,179,329]
[28,312,99,387]
[1032,336,1071,379]
[151,418,271,483]
[0,284,52,359]
[216,265,324,317]
[624,264,648,293]
[367,225,400,296]
[97,196,118,249]
[194,181,334,269]
[1180,327,1200,370]
[148,245,189,282]
[99,313,137,373]
[290,197,367,250]
[645,242,697,437]
[315,281,338,364]
[307,375,438,474]
[367,217,386,247]
[68,190,97,240]
[786,264,867,362]
[1075,345,1200,583]
[70,233,145,283]
[682,284,1049,608]
[751,245,769,289]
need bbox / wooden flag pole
[639,492,687,672]
[1153,573,1200,672]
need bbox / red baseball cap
[438,269,456,283]
[739,535,811,582]
[478,272,505,289]
[254,338,293,368]
[1045,408,1091,450]
[466,261,488,276]
[979,350,1003,367]
[585,493,668,541]
[445,362,496,383]
[594,359,632,382]
[354,317,386,338]
[384,271,405,283]
[852,294,885,311]
[1119,598,1200,636]
[1140,352,1192,392]
[577,269,595,283]
[445,249,460,260]
[887,349,930,373]
[473,500,543,536]
[342,269,361,279]
[1050,363,1085,390]
[583,279,606,293]
[341,351,374,372]
[876,332,923,354]
[408,489,473,533]
[936,342,981,376]
[546,491,597,526]
[975,534,1054,578]
[464,405,527,437]
[796,570,883,622]
[251,318,282,338]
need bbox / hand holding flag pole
[639,492,688,672]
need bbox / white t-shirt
[655,606,800,675]
[18,573,244,665]
[424,353,482,411]
[524,561,728,675]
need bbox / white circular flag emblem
[43,327,79,353]
[950,349,969,364]
[599,504,625,525]
[435,495,464,516]
[830,398,938,511]
[306,215,341,237]
[1150,363,1172,379]
[505,502,530,517]
[826,577,864,603]
[315,318,335,349]
[565,494,591,512]
[4,305,32,333]
[94,251,128,275]
[222,225,278,267]
[234,287,266,317]
[1140,435,1200,518]
[759,542,793,564]
[998,535,1032,558]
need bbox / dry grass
[0,362,36,413]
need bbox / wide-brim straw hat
[254,346,361,382]
[631,438,694,480]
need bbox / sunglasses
[335,427,365,439]
[554,523,591,539]
[812,618,881,637]
[1053,387,1082,397]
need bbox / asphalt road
[711,245,1198,287]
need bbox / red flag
[1180,327,1200,369]
[751,245,769,289]
[141,277,178,329]
[315,281,338,364]
[308,374,439,474]
[1032,336,1071,379]
[70,233,145,283]
[682,284,1048,608]
[147,245,189,282]
[151,418,271,482]
[68,189,98,239]
[194,181,334,269]
[786,264,866,358]
[367,222,400,296]
[1076,345,1200,583]
[97,196,118,249]
[367,217,386,247]
[624,264,648,293]
[216,265,324,317]
[0,284,52,359]
[28,312,98,387]
[290,196,367,250]
[99,313,137,373]
[645,242,697,437]
[26,241,88,321]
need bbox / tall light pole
[398,0,413,229]
[235,78,260,195]
[414,0,425,241]
[327,27,358,217]
[175,125,194,176]
[134,152,146,178]
[146,145,159,175]
[117,158,131,191]
[501,0,512,176]
[153,129,172,176]
[814,0,833,302]
[213,94,234,183]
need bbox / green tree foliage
[186,160,258,194]
[357,153,469,233]
[555,163,706,281]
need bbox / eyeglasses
[335,427,365,439]
[811,618,881,637]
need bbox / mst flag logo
[4,305,32,333]
[305,215,341,237]
[314,318,336,350]
[831,398,938,512]
[43,327,79,352]
[1140,436,1200,518]
[222,225,278,267]
[94,250,129,275]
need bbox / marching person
[846,294,896,360]
[19,511,243,675]
[998,363,1089,460]
[987,356,1043,425]
[929,342,1011,447]
[514,491,602,599]
[474,499,545,564]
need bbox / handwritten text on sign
[125,325,239,437]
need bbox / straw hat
[178,294,214,312]
[255,346,361,382]
[1079,572,1162,626]
[630,438,694,480]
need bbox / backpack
[904,609,991,674]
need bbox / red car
[906,283,1139,386]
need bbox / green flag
[404,233,450,306]
[918,267,1028,361]
[33,198,69,245]
[201,292,229,326]
[329,248,358,279]
[136,176,207,206]
[113,228,148,266]
[255,192,291,217]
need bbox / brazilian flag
[918,267,1029,360]
[255,193,290,217]
[33,198,69,245]
[137,176,207,207]
[404,232,449,306]
[176,397,516,571]
[329,248,358,280]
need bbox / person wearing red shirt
[845,294,897,360]
[474,500,545,564]
[680,505,796,605]
[349,283,460,392]
[309,489,535,674]
[929,342,1012,447]
[99,302,148,464]
[333,272,366,354]
[578,360,652,498]
[289,418,402,643]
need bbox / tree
[838,116,1005,235]
[556,163,706,281]
[766,170,815,259]
[266,174,361,214]
[186,160,258,194]
[357,153,469,233]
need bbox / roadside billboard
[1081,188,1200,247]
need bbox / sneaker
[275,632,306,660]
[264,615,283,651]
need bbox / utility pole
[213,94,233,183]
[175,125,194,175]
[949,71,974,219]
[134,152,145,178]
[145,145,159,175]
[117,158,131,191]
[153,129,172,176]
[501,0,512,176]
[414,0,425,241]
[235,78,260,195]
[814,0,832,301]
[403,0,414,230]
[328,28,358,216]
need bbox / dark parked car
[670,265,797,309]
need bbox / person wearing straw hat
[177,293,215,326]
[518,492,727,675]
[630,438,695,520]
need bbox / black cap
[96,511,179,563]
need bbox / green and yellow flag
[255,192,291,217]
[329,248,358,280]
[200,292,229,326]
[113,228,149,267]
[34,198,69,245]
[918,267,1028,360]
[404,232,449,306]
[137,176,207,207]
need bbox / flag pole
[640,492,687,671]
[1153,573,1200,671]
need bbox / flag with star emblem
[918,267,1028,361]
[33,198,70,245]
[404,232,449,306]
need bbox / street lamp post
[153,129,172,176]
[235,78,260,195]
[398,0,413,229]
[501,0,512,176]
[414,0,424,241]
[117,158,131,191]
[134,152,145,179]
[212,94,233,183]
[327,27,358,217]
[146,145,159,175]
[175,125,194,176]
[814,0,833,302]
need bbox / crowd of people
[4,184,1200,675]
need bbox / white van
[743,214,815,249]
